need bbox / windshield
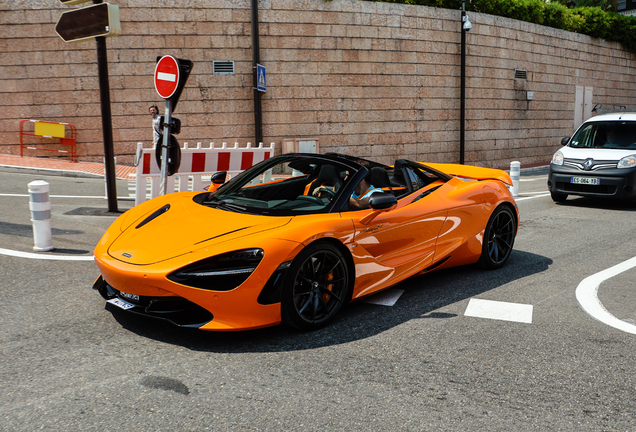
[570,121,636,150]
[198,155,358,216]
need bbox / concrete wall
[2,0,635,168]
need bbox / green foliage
[368,0,636,52]
[377,0,447,5]
[543,1,581,29]
[471,0,546,24]
[574,7,613,38]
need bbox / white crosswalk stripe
[464,298,533,323]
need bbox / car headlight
[168,248,264,291]
[617,155,636,169]
[551,150,564,166]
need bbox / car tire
[478,205,516,270]
[551,192,568,203]
[281,242,351,330]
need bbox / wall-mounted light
[463,15,472,31]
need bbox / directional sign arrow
[55,3,121,43]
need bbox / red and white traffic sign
[154,56,180,99]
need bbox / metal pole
[251,0,263,145]
[460,0,466,165]
[95,34,118,212]
[159,100,172,196]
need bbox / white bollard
[28,180,53,251]
[510,161,520,197]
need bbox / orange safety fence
[19,119,78,162]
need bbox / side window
[570,124,593,148]
[404,167,425,192]
[389,161,448,199]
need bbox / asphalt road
[1,168,635,431]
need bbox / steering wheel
[312,186,336,199]
[318,187,336,198]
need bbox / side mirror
[211,171,227,185]
[369,193,397,210]
[360,193,398,225]
[207,171,228,193]
[561,137,570,146]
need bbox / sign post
[55,0,121,212]
[154,56,193,196]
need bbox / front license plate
[107,298,135,310]
[570,176,600,185]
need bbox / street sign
[159,116,181,134]
[155,134,181,176]
[256,64,266,92]
[55,3,121,43]
[154,56,180,99]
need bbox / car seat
[307,164,342,196]
[370,167,392,192]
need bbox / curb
[0,164,106,179]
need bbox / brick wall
[1,0,635,168]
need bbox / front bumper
[93,237,304,331]
[94,276,214,328]
[548,164,636,200]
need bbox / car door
[349,165,449,274]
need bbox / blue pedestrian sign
[256,64,266,92]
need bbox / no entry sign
[154,55,180,99]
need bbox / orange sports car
[93,153,518,331]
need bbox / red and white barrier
[133,141,275,205]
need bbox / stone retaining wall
[1,0,635,167]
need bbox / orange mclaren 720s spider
[93,153,519,331]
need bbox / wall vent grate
[213,61,235,75]
[515,69,528,80]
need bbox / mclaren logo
[123,253,133,258]
[583,158,594,170]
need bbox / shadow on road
[108,249,552,352]
[554,197,636,211]
[0,221,84,237]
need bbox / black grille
[556,182,617,195]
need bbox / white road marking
[362,289,404,306]
[519,176,548,182]
[0,194,107,199]
[464,298,533,323]
[575,256,636,335]
[0,247,94,261]
[518,191,550,195]
[514,193,551,201]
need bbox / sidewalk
[0,154,136,180]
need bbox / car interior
[197,155,452,215]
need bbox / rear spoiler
[422,163,513,187]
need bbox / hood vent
[136,204,170,229]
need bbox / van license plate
[570,177,600,185]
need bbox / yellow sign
[34,122,66,138]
